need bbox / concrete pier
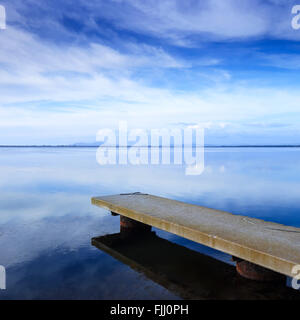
[91,192,300,278]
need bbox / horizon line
[1,144,300,148]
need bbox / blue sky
[1,0,300,145]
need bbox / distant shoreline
[1,145,300,148]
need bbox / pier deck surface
[91,193,300,277]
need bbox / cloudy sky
[1,0,300,145]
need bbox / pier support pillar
[120,216,152,236]
[232,257,284,282]
[110,211,152,238]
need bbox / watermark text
[292,265,300,290]
[292,5,300,29]
[0,265,5,290]
[0,5,6,30]
[96,121,205,175]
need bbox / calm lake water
[0,147,300,299]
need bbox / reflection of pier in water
[92,231,300,300]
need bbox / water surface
[0,147,300,299]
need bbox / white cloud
[0,12,300,144]
[260,53,300,69]
[0,27,187,105]
[100,0,267,41]
[76,0,300,44]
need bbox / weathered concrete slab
[91,193,300,277]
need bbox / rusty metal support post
[120,216,151,235]
[232,256,284,282]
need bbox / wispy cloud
[28,0,299,44]
[1,0,300,144]
[4,0,300,44]
[260,53,300,69]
